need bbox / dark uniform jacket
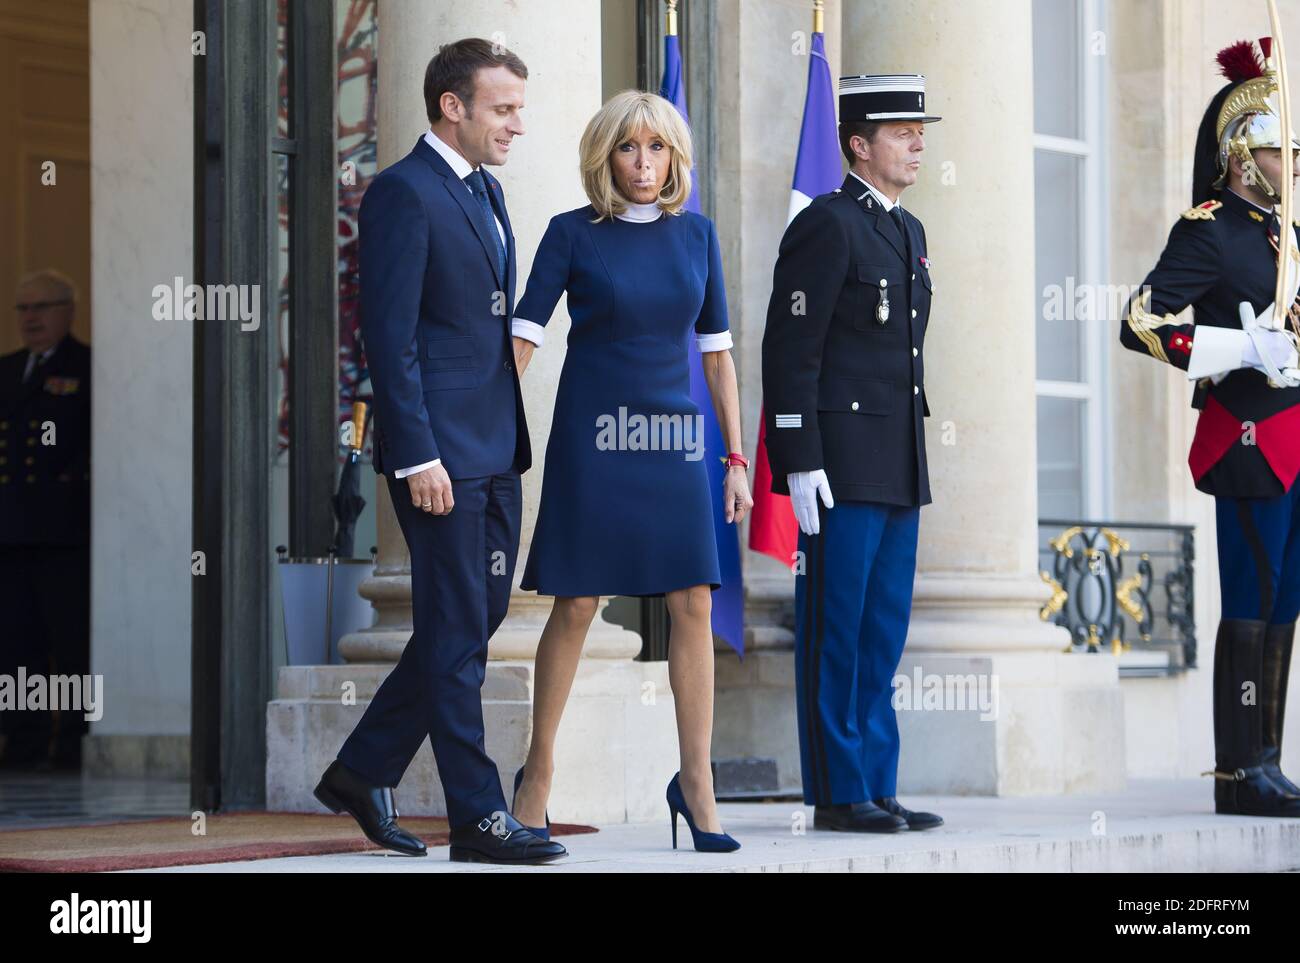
[0,334,91,546]
[761,171,933,507]
[1121,188,1300,498]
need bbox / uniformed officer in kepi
[1120,37,1300,817]
[0,269,91,770]
[761,74,942,833]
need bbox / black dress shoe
[873,796,944,830]
[313,759,427,856]
[448,810,568,864]
[813,801,907,833]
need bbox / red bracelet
[721,452,749,469]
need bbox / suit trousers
[337,469,521,827]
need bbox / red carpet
[0,812,597,872]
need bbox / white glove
[787,469,834,536]
[1243,328,1299,372]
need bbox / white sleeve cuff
[512,318,545,346]
[1186,326,1248,379]
[394,458,441,479]
[696,330,733,352]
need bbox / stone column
[835,0,1125,795]
[715,0,844,797]
[271,0,675,824]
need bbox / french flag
[661,32,744,656]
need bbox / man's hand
[406,462,454,515]
[787,469,834,536]
[512,335,535,377]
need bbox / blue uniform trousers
[794,499,920,806]
[1216,483,1300,624]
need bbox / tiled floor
[0,772,190,830]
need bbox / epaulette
[1180,200,1222,221]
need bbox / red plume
[1217,39,1264,82]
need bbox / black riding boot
[1261,621,1300,796]
[1207,618,1300,816]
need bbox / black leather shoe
[873,796,944,830]
[313,758,428,856]
[1207,619,1300,817]
[813,801,907,833]
[448,810,568,864]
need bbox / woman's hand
[723,464,752,524]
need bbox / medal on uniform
[877,278,890,323]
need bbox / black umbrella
[325,403,369,662]
[331,402,369,558]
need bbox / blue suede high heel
[512,765,551,841]
[666,771,740,852]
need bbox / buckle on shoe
[476,811,514,840]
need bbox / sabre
[1268,0,1297,333]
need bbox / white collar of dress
[615,201,664,222]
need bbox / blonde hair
[579,90,694,221]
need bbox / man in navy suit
[314,38,565,864]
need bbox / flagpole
[813,0,823,34]
[667,0,677,36]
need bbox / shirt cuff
[1186,327,1247,379]
[696,330,734,352]
[394,458,441,479]
[512,318,545,346]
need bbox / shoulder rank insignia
[1180,200,1222,221]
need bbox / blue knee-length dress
[514,202,731,597]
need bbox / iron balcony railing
[1038,519,1196,675]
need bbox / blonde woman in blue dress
[509,91,751,851]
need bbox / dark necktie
[22,351,45,384]
[889,205,906,242]
[889,205,912,261]
[463,169,507,281]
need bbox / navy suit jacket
[359,135,531,480]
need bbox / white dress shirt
[847,169,899,213]
[396,130,509,481]
[423,127,506,249]
[511,200,734,352]
[21,344,57,383]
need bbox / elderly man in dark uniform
[0,269,91,770]
[762,74,943,833]
[1120,38,1300,817]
